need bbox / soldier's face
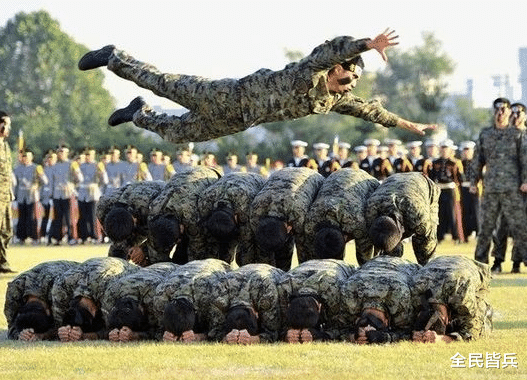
[494,104,511,127]
[292,145,305,157]
[511,106,526,129]
[0,116,10,137]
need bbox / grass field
[0,238,526,380]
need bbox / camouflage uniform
[152,258,231,341]
[0,137,13,269]
[365,172,441,265]
[96,181,165,263]
[148,167,220,263]
[302,168,380,264]
[51,257,138,328]
[197,172,266,265]
[471,126,527,264]
[277,259,356,340]
[4,260,79,339]
[341,256,421,341]
[107,37,402,143]
[249,167,324,269]
[100,262,179,338]
[413,255,492,341]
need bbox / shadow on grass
[490,277,527,287]
[493,320,527,330]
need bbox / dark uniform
[460,153,479,240]
[302,168,380,264]
[365,172,440,265]
[104,37,404,143]
[249,167,324,269]
[413,255,492,341]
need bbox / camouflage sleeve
[332,93,401,128]
[304,36,371,70]
[51,269,82,327]
[470,132,486,187]
[4,276,26,328]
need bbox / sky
[2,0,527,109]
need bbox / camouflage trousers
[475,191,527,264]
[108,50,246,143]
[0,203,13,266]
[491,194,527,264]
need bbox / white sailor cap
[460,141,476,150]
[338,142,351,149]
[313,142,330,150]
[440,139,454,148]
[364,138,380,146]
[384,138,402,146]
[378,146,388,152]
[406,141,423,148]
[291,140,308,147]
[354,145,367,152]
[425,139,439,147]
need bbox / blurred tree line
[0,10,490,166]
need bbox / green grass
[0,238,526,380]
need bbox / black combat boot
[108,97,146,126]
[78,45,115,70]
[511,262,521,274]
[490,260,502,274]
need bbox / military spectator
[429,139,465,243]
[147,149,166,181]
[336,142,354,168]
[147,167,220,264]
[407,141,432,176]
[216,264,288,344]
[365,172,440,265]
[313,142,339,178]
[373,145,394,181]
[353,145,367,169]
[121,145,139,185]
[13,149,47,245]
[153,259,231,343]
[302,168,379,264]
[101,262,179,342]
[279,259,355,343]
[39,150,57,245]
[79,30,435,144]
[49,145,83,246]
[341,256,420,344]
[386,138,413,173]
[96,180,165,266]
[4,260,79,340]
[52,257,138,342]
[287,140,313,168]
[104,146,124,196]
[222,152,244,175]
[135,149,153,182]
[425,139,440,160]
[249,167,324,271]
[359,138,380,175]
[470,98,527,270]
[77,147,107,244]
[0,112,14,273]
[201,152,224,175]
[243,151,267,178]
[173,146,193,173]
[412,256,492,343]
[163,152,176,180]
[197,172,266,265]
[459,141,479,242]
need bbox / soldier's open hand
[367,28,399,62]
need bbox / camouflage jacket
[365,172,440,265]
[100,262,179,336]
[340,256,421,340]
[249,167,324,265]
[148,167,221,262]
[0,139,13,203]
[302,169,379,263]
[277,259,356,340]
[211,264,288,342]
[5,260,79,339]
[51,257,138,327]
[471,126,527,192]
[152,258,232,341]
[413,255,492,341]
[197,172,266,265]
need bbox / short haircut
[203,206,238,242]
[108,297,148,331]
[368,216,403,253]
[355,310,388,331]
[493,97,510,109]
[163,298,196,336]
[14,301,53,334]
[286,295,321,330]
[255,217,290,252]
[224,305,259,336]
[62,297,104,333]
[511,102,526,113]
[104,206,134,242]
[147,214,180,254]
[314,225,346,260]
[0,111,8,122]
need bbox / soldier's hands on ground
[181,330,197,343]
[285,329,301,343]
[355,325,376,345]
[520,183,527,193]
[109,328,120,342]
[58,326,72,342]
[163,331,178,342]
[118,326,134,342]
[127,246,146,266]
[366,28,399,62]
[224,329,240,344]
[69,326,83,341]
[19,328,36,342]
[300,329,314,343]
[237,329,252,345]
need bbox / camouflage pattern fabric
[365,172,440,265]
[51,257,138,327]
[302,168,379,264]
[152,258,231,341]
[413,255,492,341]
[0,139,13,268]
[249,167,324,267]
[107,37,401,144]
[4,260,79,339]
[197,172,266,265]
[277,259,356,340]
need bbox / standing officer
[287,140,315,169]
[459,141,479,243]
[0,111,15,273]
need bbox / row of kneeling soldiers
[5,255,492,344]
[98,166,440,270]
